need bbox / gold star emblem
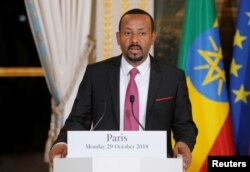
[230,58,242,77]
[213,18,219,27]
[195,36,225,96]
[232,84,250,104]
[234,30,247,48]
[246,12,250,25]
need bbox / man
[49,8,198,170]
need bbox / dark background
[0,0,237,172]
[0,0,50,171]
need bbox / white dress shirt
[119,55,150,131]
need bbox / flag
[178,0,235,171]
[229,0,250,156]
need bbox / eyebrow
[123,27,146,30]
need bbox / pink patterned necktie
[124,68,139,130]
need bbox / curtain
[24,0,94,162]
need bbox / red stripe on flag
[200,114,235,171]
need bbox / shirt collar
[121,55,150,76]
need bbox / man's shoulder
[88,55,121,69]
[151,57,185,75]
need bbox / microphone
[130,95,145,130]
[91,97,107,131]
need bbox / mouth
[126,45,144,62]
[128,45,142,55]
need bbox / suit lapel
[107,55,122,129]
[146,57,162,128]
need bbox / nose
[131,33,139,44]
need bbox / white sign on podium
[67,131,167,158]
[53,131,183,172]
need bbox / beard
[126,54,143,62]
[126,44,144,62]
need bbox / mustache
[128,44,142,50]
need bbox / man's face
[116,14,156,66]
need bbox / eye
[139,32,146,36]
[124,31,131,37]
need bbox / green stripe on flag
[178,0,216,70]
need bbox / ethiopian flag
[178,0,235,171]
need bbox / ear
[151,31,157,45]
[116,32,121,45]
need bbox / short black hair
[118,8,155,32]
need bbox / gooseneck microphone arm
[130,95,145,131]
[91,97,107,131]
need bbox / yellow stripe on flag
[186,77,229,172]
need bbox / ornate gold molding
[102,0,113,59]
[121,0,130,16]
[138,0,148,11]
[0,67,44,77]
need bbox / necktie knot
[130,68,139,79]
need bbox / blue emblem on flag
[187,28,227,102]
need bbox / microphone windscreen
[130,95,135,103]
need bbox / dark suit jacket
[55,55,198,157]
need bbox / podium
[53,131,183,172]
[54,157,183,172]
